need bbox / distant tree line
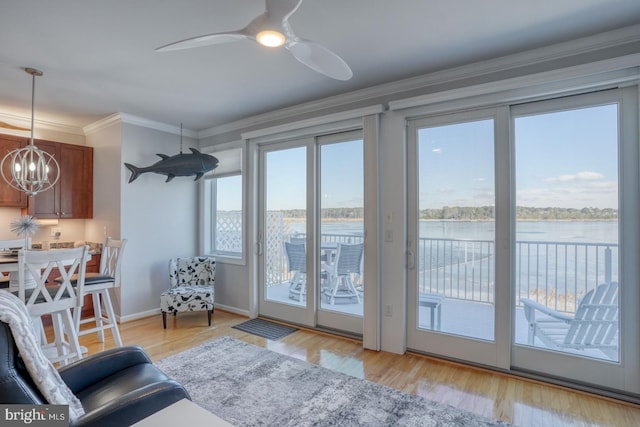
[420,206,617,220]
[278,206,617,220]
[282,208,364,219]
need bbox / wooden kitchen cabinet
[25,139,93,219]
[0,134,28,208]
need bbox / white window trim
[200,140,247,265]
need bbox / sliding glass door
[258,131,365,335]
[510,89,640,392]
[317,133,364,333]
[407,108,506,366]
[407,88,640,394]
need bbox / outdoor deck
[266,282,616,361]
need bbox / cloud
[544,171,604,183]
[437,187,455,194]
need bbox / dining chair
[17,246,89,366]
[0,238,30,289]
[323,243,363,305]
[64,237,127,348]
[160,256,216,328]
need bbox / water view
[288,219,617,244]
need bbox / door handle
[406,249,415,270]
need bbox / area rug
[156,337,510,426]
[232,318,298,340]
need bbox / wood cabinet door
[0,135,29,207]
[59,144,93,218]
[25,139,60,218]
[24,140,93,219]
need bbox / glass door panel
[416,119,496,340]
[259,145,313,326]
[317,136,364,334]
[513,103,619,361]
[407,109,501,367]
[511,89,640,393]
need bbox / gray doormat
[232,318,298,340]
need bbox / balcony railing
[260,213,617,314]
[418,237,617,314]
[266,228,617,315]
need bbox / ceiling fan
[156,0,352,81]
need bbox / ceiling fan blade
[156,30,250,52]
[266,0,303,23]
[287,40,353,81]
[0,121,29,131]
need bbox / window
[203,146,244,261]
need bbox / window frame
[200,142,246,265]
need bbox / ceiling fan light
[256,30,285,47]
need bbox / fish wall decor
[125,148,219,183]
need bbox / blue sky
[419,103,619,210]
[221,103,619,212]
[264,140,363,211]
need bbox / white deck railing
[418,237,617,314]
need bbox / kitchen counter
[31,241,102,254]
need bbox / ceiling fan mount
[156,0,352,81]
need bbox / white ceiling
[1,0,639,133]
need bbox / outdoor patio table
[419,293,443,330]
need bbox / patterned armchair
[160,257,215,328]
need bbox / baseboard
[118,303,250,323]
[119,308,160,323]
[213,303,250,317]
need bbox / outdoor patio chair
[160,256,215,328]
[285,242,306,301]
[323,243,363,305]
[521,282,618,359]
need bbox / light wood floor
[76,310,640,427]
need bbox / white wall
[85,121,122,244]
[120,123,199,319]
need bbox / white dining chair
[17,245,89,366]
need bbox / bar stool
[17,246,89,366]
[67,237,127,347]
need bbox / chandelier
[1,68,60,196]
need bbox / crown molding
[240,105,384,141]
[82,113,121,135]
[199,24,640,138]
[0,112,84,136]
[388,54,640,111]
[83,112,198,138]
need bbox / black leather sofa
[0,321,191,426]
